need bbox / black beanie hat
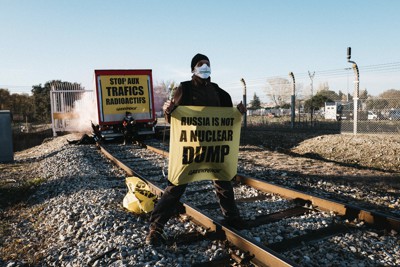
[191,53,209,71]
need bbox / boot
[145,225,167,246]
[222,216,249,230]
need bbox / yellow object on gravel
[123,176,157,214]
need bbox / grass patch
[0,176,45,210]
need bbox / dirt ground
[242,130,400,174]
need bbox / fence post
[308,71,315,126]
[240,78,247,134]
[347,47,360,135]
[289,72,296,129]
[50,86,57,136]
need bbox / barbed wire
[223,61,400,88]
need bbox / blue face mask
[194,64,211,79]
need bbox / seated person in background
[122,111,136,145]
[67,133,96,145]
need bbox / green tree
[338,90,349,101]
[347,93,353,101]
[304,93,334,112]
[304,89,340,112]
[10,93,35,121]
[0,88,11,110]
[31,80,81,123]
[249,93,261,110]
[317,90,340,101]
[32,83,51,123]
[0,89,34,121]
[280,103,291,109]
[359,89,368,100]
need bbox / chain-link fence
[245,97,400,134]
[50,85,95,136]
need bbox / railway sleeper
[170,230,225,245]
[247,206,312,228]
[173,214,267,265]
[235,195,270,202]
[191,251,255,267]
[195,195,284,210]
[267,222,354,253]
[195,203,312,230]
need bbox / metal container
[0,110,14,163]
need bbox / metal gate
[50,85,95,136]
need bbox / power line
[222,61,400,89]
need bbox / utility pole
[240,78,247,135]
[289,72,295,129]
[347,47,360,135]
[308,71,315,126]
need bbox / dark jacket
[122,116,135,132]
[165,75,233,122]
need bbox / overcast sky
[1,0,399,103]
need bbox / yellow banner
[99,75,150,114]
[168,106,242,185]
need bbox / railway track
[97,141,400,266]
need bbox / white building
[324,102,338,120]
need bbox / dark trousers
[149,179,240,229]
[123,129,135,143]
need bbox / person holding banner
[146,53,247,246]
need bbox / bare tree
[153,80,178,113]
[379,89,400,109]
[317,82,330,93]
[264,77,290,107]
[264,77,303,107]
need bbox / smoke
[72,92,98,132]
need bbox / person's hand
[163,100,175,115]
[236,101,247,114]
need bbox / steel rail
[141,142,400,232]
[141,143,170,157]
[235,174,400,231]
[97,144,164,196]
[97,144,298,267]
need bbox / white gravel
[2,137,231,266]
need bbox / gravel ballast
[0,133,399,266]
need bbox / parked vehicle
[388,110,400,121]
[367,111,384,120]
[368,111,377,120]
